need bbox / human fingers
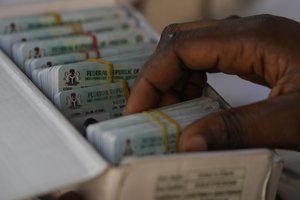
[124,15,263,114]
[179,91,300,152]
[127,19,220,109]
[158,16,241,46]
[124,18,233,114]
[157,70,207,107]
[157,19,220,46]
[125,15,300,115]
[124,19,222,114]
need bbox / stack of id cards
[0,5,157,132]
[87,97,221,164]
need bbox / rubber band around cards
[144,112,169,153]
[120,80,130,102]
[87,59,113,83]
[92,49,101,58]
[45,12,62,25]
[89,34,98,49]
[80,33,98,49]
[152,110,181,151]
[80,49,100,60]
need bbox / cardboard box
[0,1,282,200]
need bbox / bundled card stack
[87,97,220,164]
[0,5,220,164]
[0,5,157,132]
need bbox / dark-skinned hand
[124,14,300,152]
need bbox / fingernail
[179,135,208,152]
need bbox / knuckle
[160,23,182,43]
[158,23,182,49]
[253,14,281,27]
[161,23,180,36]
[242,14,279,29]
[257,14,276,20]
[217,110,245,149]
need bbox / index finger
[124,45,183,114]
[124,20,222,114]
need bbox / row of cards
[1,5,219,164]
[0,5,157,132]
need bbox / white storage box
[0,1,282,200]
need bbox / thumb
[179,92,300,152]
[178,109,247,152]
